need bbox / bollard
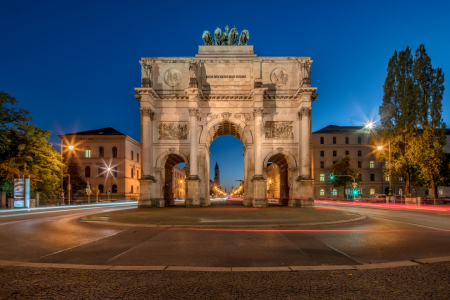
[36,192,39,207]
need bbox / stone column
[300,107,312,178]
[251,87,268,207]
[138,107,158,208]
[185,88,202,207]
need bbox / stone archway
[264,151,297,206]
[135,44,318,208]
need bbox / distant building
[59,127,141,199]
[173,165,186,199]
[267,163,280,198]
[311,125,450,199]
[214,162,220,186]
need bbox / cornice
[135,88,160,102]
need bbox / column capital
[188,108,199,117]
[253,107,264,117]
[184,88,203,99]
[298,107,312,119]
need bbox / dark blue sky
[2,0,449,191]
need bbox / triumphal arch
[135,32,317,208]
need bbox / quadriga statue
[238,30,249,45]
[202,31,213,45]
[202,26,249,45]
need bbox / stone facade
[59,127,141,199]
[136,45,318,208]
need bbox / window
[131,151,134,160]
[358,136,362,144]
[320,137,324,144]
[85,148,91,158]
[112,184,117,193]
[345,137,349,144]
[345,150,349,155]
[137,153,139,163]
[137,170,139,179]
[320,174,325,181]
[112,166,117,177]
[358,161,362,168]
[320,161,324,168]
[85,166,90,177]
[425,189,429,196]
[112,147,117,158]
[320,189,325,196]
[358,174,362,181]
[385,175,389,182]
[332,189,337,196]
[97,166,104,177]
[333,151,337,157]
[320,151,324,157]
[333,137,336,144]
[399,177,403,182]
[99,147,104,158]
[399,189,403,195]
[370,174,375,181]
[131,168,134,179]
[333,161,337,164]
[370,188,375,195]
[439,189,443,195]
[358,150,362,157]
[370,161,374,168]
[131,185,134,193]
[98,184,104,193]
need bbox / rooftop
[61,127,126,136]
[312,125,365,134]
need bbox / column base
[292,179,315,208]
[252,176,267,208]
[138,177,162,208]
[186,177,201,207]
[243,198,253,207]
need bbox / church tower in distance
[214,162,220,186]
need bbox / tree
[0,123,64,196]
[409,45,446,199]
[64,162,86,193]
[330,155,359,198]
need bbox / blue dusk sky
[1,0,449,191]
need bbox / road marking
[369,216,450,231]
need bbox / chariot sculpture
[202,25,249,46]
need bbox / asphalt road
[1,202,450,267]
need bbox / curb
[1,257,449,272]
[80,215,367,228]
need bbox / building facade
[266,163,280,198]
[311,125,405,198]
[59,127,141,199]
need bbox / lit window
[385,162,388,167]
[385,176,389,182]
[332,189,337,196]
[320,189,325,196]
[320,174,325,181]
[370,161,374,168]
[370,188,375,195]
[439,189,443,195]
[85,149,91,158]
[399,177,403,182]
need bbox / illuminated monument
[135,26,318,208]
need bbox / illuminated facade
[173,165,186,199]
[59,127,141,199]
[266,163,280,198]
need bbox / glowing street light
[377,146,383,150]
[68,145,74,150]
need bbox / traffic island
[82,204,366,228]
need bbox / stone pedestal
[243,198,253,207]
[186,177,201,207]
[252,176,268,207]
[138,178,163,208]
[298,179,314,207]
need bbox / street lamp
[377,142,392,197]
[60,141,74,206]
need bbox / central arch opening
[163,153,187,206]
[205,119,247,205]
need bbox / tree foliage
[64,162,86,192]
[377,45,447,198]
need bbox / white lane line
[324,243,362,265]
[369,216,450,231]
[34,230,126,260]
[0,205,135,219]
[0,202,137,214]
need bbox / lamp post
[377,141,392,198]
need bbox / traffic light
[352,189,359,196]
[330,173,335,180]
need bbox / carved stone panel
[159,122,188,140]
[270,69,288,86]
[264,121,294,139]
[164,69,182,87]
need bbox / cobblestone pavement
[1,263,449,299]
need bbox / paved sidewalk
[1,262,449,299]
[84,204,363,227]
